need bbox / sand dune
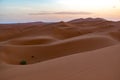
[0,44,120,80]
[1,35,117,65]
[0,18,120,80]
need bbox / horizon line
[0,17,120,24]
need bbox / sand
[0,18,120,80]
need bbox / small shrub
[20,60,27,65]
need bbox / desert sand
[0,18,120,80]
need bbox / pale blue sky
[0,0,120,23]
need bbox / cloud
[29,11,92,15]
[55,12,92,14]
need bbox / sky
[0,0,120,23]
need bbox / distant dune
[0,18,120,80]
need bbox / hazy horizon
[0,0,120,23]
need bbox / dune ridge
[1,35,117,64]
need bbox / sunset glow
[0,0,120,23]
